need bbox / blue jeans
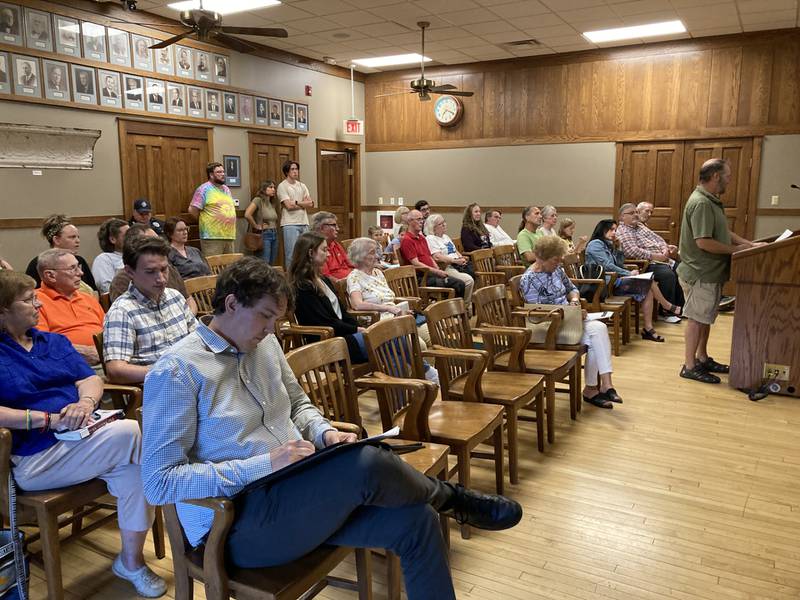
[282,224,309,267]
[260,228,278,265]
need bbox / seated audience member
[141,258,521,600]
[460,203,492,252]
[26,215,97,292]
[0,270,165,598]
[36,249,104,368]
[484,209,515,246]
[424,214,475,309]
[387,206,410,254]
[520,237,621,409]
[103,236,197,384]
[585,219,680,342]
[129,198,165,237]
[92,218,129,294]
[516,206,544,266]
[367,225,393,268]
[289,232,367,364]
[414,199,431,226]
[537,205,558,237]
[636,201,657,228]
[399,210,466,299]
[311,211,353,283]
[558,217,587,256]
[165,217,211,280]
[616,203,683,321]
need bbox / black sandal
[604,388,623,403]
[583,392,613,409]
[642,328,665,342]
[698,357,729,374]
[679,365,720,384]
[664,304,682,317]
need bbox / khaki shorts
[679,279,722,325]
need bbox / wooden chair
[332,278,380,327]
[285,337,451,600]
[339,238,355,252]
[571,264,631,354]
[469,248,507,289]
[184,274,217,317]
[98,292,111,312]
[424,298,545,481]
[492,245,526,282]
[384,265,454,311]
[206,253,243,275]
[91,331,145,420]
[0,424,165,600]
[362,315,505,539]
[473,285,581,446]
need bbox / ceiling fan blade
[429,84,456,92]
[220,26,288,38]
[374,90,414,98]
[211,31,258,54]
[446,90,474,97]
[149,31,194,49]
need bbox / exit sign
[344,119,364,135]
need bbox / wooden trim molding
[0,215,120,229]
[756,208,800,216]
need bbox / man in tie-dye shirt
[189,162,237,257]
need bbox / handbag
[244,228,264,252]
[522,303,584,346]
[0,477,29,600]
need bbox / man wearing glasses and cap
[129,199,165,238]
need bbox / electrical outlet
[771,195,780,206]
[763,363,791,381]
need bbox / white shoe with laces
[112,555,167,598]
[659,315,681,324]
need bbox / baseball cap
[133,199,152,213]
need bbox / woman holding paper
[0,270,166,598]
[586,219,680,342]
[519,236,620,409]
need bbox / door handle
[670,222,676,228]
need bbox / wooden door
[119,120,212,220]
[316,140,361,240]
[616,142,684,244]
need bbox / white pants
[12,420,154,532]
[582,320,613,386]
[444,267,474,306]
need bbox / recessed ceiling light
[352,53,431,68]
[167,0,281,16]
[583,20,686,44]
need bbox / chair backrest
[473,284,513,328]
[471,248,495,273]
[579,263,603,279]
[184,275,217,316]
[453,237,464,254]
[493,244,518,266]
[93,331,108,377]
[424,297,473,349]
[285,338,363,432]
[562,252,580,278]
[99,292,111,312]
[332,278,351,310]
[339,238,355,252]
[206,253,243,275]
[383,265,419,299]
[509,275,523,308]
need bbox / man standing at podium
[677,158,764,384]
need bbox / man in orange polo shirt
[36,248,104,367]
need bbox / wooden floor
[28,313,800,599]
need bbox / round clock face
[433,95,463,127]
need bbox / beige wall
[755,135,800,238]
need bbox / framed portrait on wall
[107,28,131,67]
[205,89,221,120]
[295,103,308,132]
[0,3,23,46]
[146,78,165,112]
[187,86,204,117]
[131,34,152,70]
[213,54,228,84]
[24,7,53,52]
[175,45,193,78]
[123,74,144,109]
[155,45,173,75]
[99,69,121,107]
[223,155,240,187]
[255,97,267,125]
[0,52,10,94]
[195,50,211,81]
[81,22,107,61]
[268,99,281,128]
[53,15,80,56]
[12,54,40,97]
[71,64,96,104]
[282,101,295,129]
[240,94,253,124]
[167,81,186,115]
[223,91,237,121]
[43,59,70,101]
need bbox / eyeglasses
[51,264,82,274]
[18,294,40,306]
[322,222,339,229]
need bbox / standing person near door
[244,181,279,265]
[188,162,237,257]
[278,160,314,268]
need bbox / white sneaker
[424,365,440,386]
[112,555,167,598]
[659,315,681,324]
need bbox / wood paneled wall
[365,30,800,151]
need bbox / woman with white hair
[537,205,558,237]
[424,214,475,310]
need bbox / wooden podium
[729,230,800,397]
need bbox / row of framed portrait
[0,2,231,84]
[0,52,310,130]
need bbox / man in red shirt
[312,211,354,283]
[399,210,465,298]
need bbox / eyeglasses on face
[51,264,82,274]
[322,222,339,229]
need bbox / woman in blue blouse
[519,236,620,409]
[0,270,165,598]
[585,219,680,342]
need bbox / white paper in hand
[775,229,792,242]
[364,426,400,442]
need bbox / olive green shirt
[516,228,543,266]
[676,185,732,284]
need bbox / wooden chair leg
[71,506,84,536]
[506,407,519,485]
[612,314,621,356]
[38,508,65,600]
[493,423,504,495]
[535,390,545,452]
[354,547,373,600]
[437,467,451,551]
[386,552,402,600]
[546,378,556,444]
[568,368,578,421]
[152,506,166,559]
[575,356,582,414]
[456,448,471,539]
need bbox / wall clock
[433,94,464,127]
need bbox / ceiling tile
[426,26,478,41]
[291,0,354,16]
[737,0,797,12]
[739,9,797,24]
[412,0,480,13]
[439,7,500,25]
[462,20,518,34]
[538,33,590,46]
[508,45,557,56]
[258,4,315,21]
[346,37,400,50]
[551,42,596,52]
[539,0,607,10]
[743,19,797,30]
[511,13,566,29]
[327,10,386,27]
[676,3,737,21]
[343,0,401,7]
[488,0,550,18]
[689,24,743,36]
[481,29,533,43]
[611,0,674,16]
[354,21,414,36]
[619,11,681,25]
[521,23,578,37]
[313,28,370,42]
[573,18,626,31]
[444,37,486,49]
[287,16,341,33]
[559,5,621,22]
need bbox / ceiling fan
[136,0,288,54]
[375,21,474,101]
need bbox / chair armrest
[474,324,533,368]
[419,286,455,304]
[474,271,507,287]
[355,374,436,440]
[569,277,607,310]
[281,323,335,339]
[103,383,143,419]
[496,265,526,279]
[422,346,488,403]
[330,421,363,436]
[394,296,422,312]
[349,310,381,326]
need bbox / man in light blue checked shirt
[141,258,522,600]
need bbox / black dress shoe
[439,484,522,530]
